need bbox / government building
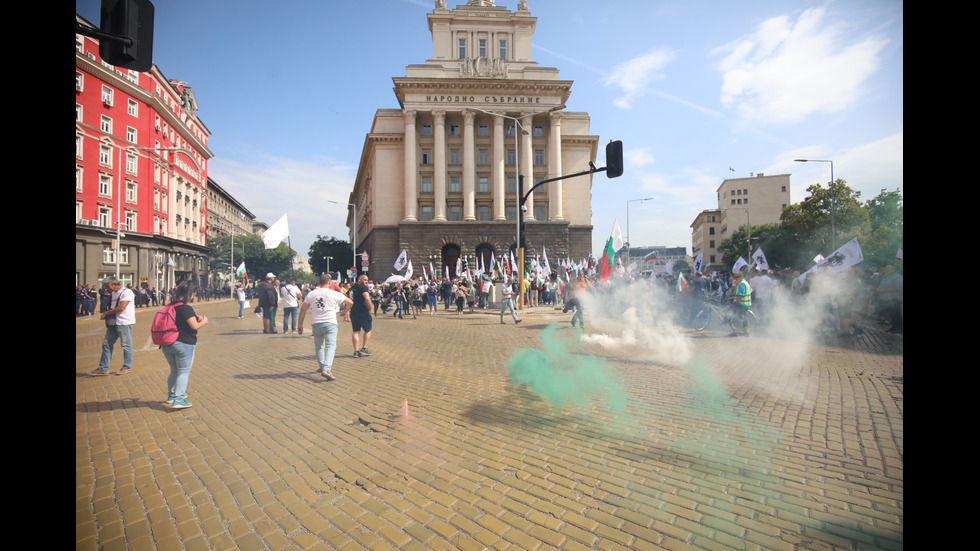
[349,0,598,280]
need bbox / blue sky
[76,0,903,262]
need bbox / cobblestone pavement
[76,299,903,550]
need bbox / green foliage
[863,188,903,268]
[308,235,354,277]
[208,233,294,284]
[717,183,901,271]
[718,223,796,270]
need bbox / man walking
[92,276,136,375]
[258,273,279,334]
[499,278,522,325]
[349,274,374,357]
[298,274,352,381]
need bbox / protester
[298,274,352,381]
[160,280,209,409]
[93,276,136,375]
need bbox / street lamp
[626,197,654,272]
[468,105,565,308]
[794,159,835,249]
[324,256,333,276]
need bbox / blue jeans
[500,297,518,322]
[162,341,195,400]
[99,324,133,371]
[238,301,245,317]
[282,307,298,331]
[394,300,404,318]
[312,322,338,373]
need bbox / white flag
[541,246,551,280]
[405,260,414,280]
[752,248,769,271]
[692,251,704,273]
[816,237,864,274]
[394,249,408,271]
[732,256,747,274]
[262,214,289,249]
[610,219,625,252]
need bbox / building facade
[76,15,213,289]
[350,0,598,281]
[690,173,790,269]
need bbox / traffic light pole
[517,140,621,304]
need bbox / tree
[308,235,354,279]
[864,188,903,269]
[718,223,796,271]
[208,233,294,286]
[780,179,869,268]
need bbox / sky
[76,0,903,263]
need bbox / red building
[75,14,214,289]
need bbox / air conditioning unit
[78,219,91,226]
[91,219,102,227]
[103,98,112,107]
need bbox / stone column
[462,110,476,220]
[548,110,563,220]
[433,110,447,221]
[403,109,417,221]
[520,113,534,220]
[492,112,505,220]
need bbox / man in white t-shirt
[93,276,136,375]
[298,274,352,381]
[280,279,303,334]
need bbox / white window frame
[126,181,138,203]
[128,99,138,116]
[101,115,112,134]
[102,85,113,106]
[126,126,137,143]
[99,174,113,198]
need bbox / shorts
[350,314,372,333]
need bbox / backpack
[151,302,184,346]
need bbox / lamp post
[626,197,654,273]
[794,159,835,249]
[468,105,565,308]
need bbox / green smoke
[508,325,626,412]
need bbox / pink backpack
[151,302,184,346]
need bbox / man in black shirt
[349,274,373,357]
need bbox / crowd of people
[84,261,902,411]
[647,264,904,338]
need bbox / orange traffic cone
[401,399,410,417]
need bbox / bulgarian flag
[644,251,657,262]
[236,261,247,279]
[599,237,616,282]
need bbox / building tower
[350,0,598,280]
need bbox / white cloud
[625,147,656,168]
[603,48,678,109]
[714,6,888,124]
[208,155,356,255]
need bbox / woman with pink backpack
[159,280,209,409]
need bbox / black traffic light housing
[605,140,623,178]
[99,0,155,71]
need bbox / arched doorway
[475,243,494,278]
[442,244,460,279]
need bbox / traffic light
[605,140,623,178]
[99,0,155,72]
